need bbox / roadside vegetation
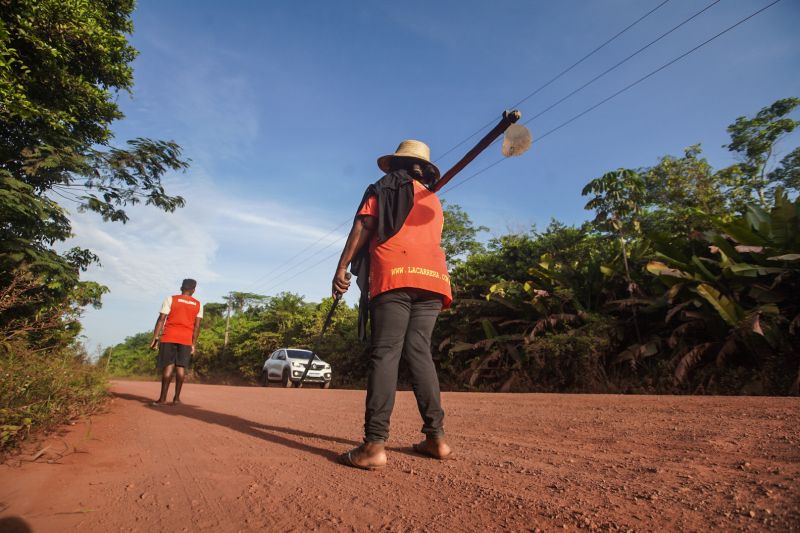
[3,2,798,452]
[0,1,188,450]
[106,98,800,396]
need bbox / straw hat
[377,140,440,179]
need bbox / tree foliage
[1,0,190,448]
[103,292,365,386]
[718,97,800,210]
[106,98,800,396]
[0,0,189,347]
[435,98,799,395]
[441,201,488,265]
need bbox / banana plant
[646,190,799,392]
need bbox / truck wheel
[261,371,269,387]
[282,371,293,388]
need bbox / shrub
[0,343,107,451]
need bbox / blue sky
[69,0,800,352]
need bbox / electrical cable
[522,0,721,126]
[435,0,672,163]
[238,1,678,296]
[257,247,344,297]
[238,0,781,297]
[253,235,347,295]
[441,0,782,195]
[243,219,349,294]
[440,0,722,179]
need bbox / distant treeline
[104,98,800,396]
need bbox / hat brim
[377,155,441,180]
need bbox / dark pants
[364,288,444,443]
[157,342,192,369]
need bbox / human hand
[332,268,351,297]
[150,339,158,351]
[191,344,196,355]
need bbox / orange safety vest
[358,180,452,307]
[160,295,202,345]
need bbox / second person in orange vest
[333,140,453,470]
[149,278,203,405]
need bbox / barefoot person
[334,140,453,470]
[149,279,203,405]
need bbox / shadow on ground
[114,392,364,463]
[114,392,429,462]
[0,516,33,533]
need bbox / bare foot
[172,399,182,405]
[150,400,168,407]
[338,442,387,470]
[413,438,453,460]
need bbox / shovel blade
[501,123,532,157]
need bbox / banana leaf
[727,264,787,277]
[695,284,742,326]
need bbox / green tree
[582,169,647,314]
[718,97,800,210]
[441,202,487,265]
[0,0,189,344]
[642,145,728,232]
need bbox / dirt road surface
[1,381,798,532]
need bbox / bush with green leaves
[646,190,799,393]
[1,343,107,451]
[103,292,365,386]
[434,98,799,395]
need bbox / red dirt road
[1,381,798,532]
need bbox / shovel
[432,109,532,193]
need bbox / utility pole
[223,297,232,354]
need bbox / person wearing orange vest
[149,279,203,405]
[333,140,453,470]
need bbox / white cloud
[71,206,220,302]
[66,173,348,352]
[216,207,346,243]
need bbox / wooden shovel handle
[432,110,521,193]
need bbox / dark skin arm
[191,317,202,355]
[333,214,376,296]
[149,314,168,350]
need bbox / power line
[435,0,672,163]
[439,0,723,194]
[522,0,721,125]
[252,234,347,295]
[529,0,782,139]
[435,0,724,181]
[257,248,344,298]
[436,0,721,188]
[442,0,782,195]
[237,1,677,296]
[239,0,781,297]
[243,219,349,294]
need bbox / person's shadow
[114,392,359,463]
[0,516,33,533]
